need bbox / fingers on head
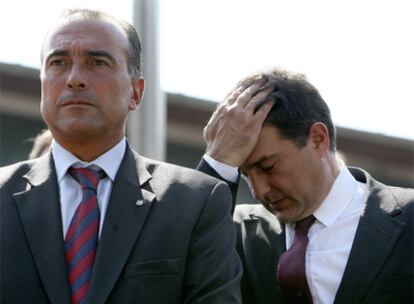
[225,76,264,105]
[245,85,276,112]
[235,80,267,107]
[254,99,274,121]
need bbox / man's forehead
[45,17,127,48]
[240,126,285,171]
[41,18,129,61]
[240,153,279,172]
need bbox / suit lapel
[13,153,71,304]
[335,176,405,303]
[243,210,286,302]
[88,147,156,304]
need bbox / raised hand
[203,79,275,167]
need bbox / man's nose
[249,172,271,201]
[66,63,87,89]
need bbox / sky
[1,0,413,140]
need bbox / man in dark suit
[198,68,413,303]
[0,9,241,304]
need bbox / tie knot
[295,215,316,234]
[68,167,106,191]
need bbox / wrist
[203,154,239,183]
[205,148,240,167]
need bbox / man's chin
[268,208,299,224]
[263,199,297,223]
[54,122,101,140]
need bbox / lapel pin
[136,200,145,206]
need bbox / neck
[313,152,342,210]
[327,153,342,182]
[53,134,123,162]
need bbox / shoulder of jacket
[0,160,34,187]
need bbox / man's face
[40,18,143,145]
[240,126,323,223]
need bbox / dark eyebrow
[45,49,69,62]
[86,50,116,62]
[45,49,116,64]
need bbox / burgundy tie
[65,167,105,304]
[277,215,316,304]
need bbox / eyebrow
[87,50,116,62]
[45,49,69,62]
[45,49,116,63]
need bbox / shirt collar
[52,138,126,182]
[313,164,359,227]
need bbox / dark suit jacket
[199,161,414,304]
[0,146,242,304]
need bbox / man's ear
[309,122,330,157]
[129,77,145,111]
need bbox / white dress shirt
[285,165,368,304]
[52,138,126,238]
[203,154,369,304]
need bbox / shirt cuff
[203,154,239,183]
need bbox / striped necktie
[65,167,105,304]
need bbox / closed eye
[261,165,274,172]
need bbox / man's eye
[50,59,65,66]
[92,59,109,66]
[261,165,274,172]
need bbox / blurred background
[1,0,413,202]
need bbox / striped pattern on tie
[65,167,105,304]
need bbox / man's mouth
[266,198,287,212]
[62,99,93,107]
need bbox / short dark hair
[43,8,142,77]
[235,68,336,151]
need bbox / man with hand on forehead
[198,68,413,303]
[0,9,242,304]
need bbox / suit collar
[23,152,53,187]
[15,152,71,304]
[123,145,152,187]
[240,206,286,303]
[335,167,406,303]
[88,145,156,303]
